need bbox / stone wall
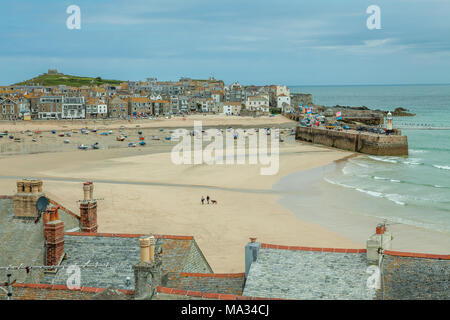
[296,127,408,156]
[378,252,450,300]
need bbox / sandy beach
[0,114,295,133]
[1,115,447,272]
[0,115,364,272]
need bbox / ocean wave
[368,156,398,164]
[323,178,354,189]
[373,176,388,180]
[402,158,424,166]
[390,179,401,183]
[409,149,428,154]
[348,159,369,168]
[356,189,383,198]
[385,194,406,206]
[433,164,450,170]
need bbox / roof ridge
[383,250,450,260]
[260,243,366,253]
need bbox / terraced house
[128,97,152,117]
[107,96,128,118]
[37,96,63,119]
[61,96,85,119]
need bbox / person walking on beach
[206,195,210,204]
[201,196,205,205]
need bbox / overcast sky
[1,0,450,86]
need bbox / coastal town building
[61,96,85,119]
[0,71,301,120]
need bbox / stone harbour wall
[296,127,408,156]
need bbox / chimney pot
[89,182,94,200]
[139,238,151,263]
[83,182,90,201]
[149,236,155,262]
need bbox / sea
[286,84,450,235]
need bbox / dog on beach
[211,200,217,204]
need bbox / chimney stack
[366,223,393,263]
[79,182,98,233]
[44,207,65,267]
[134,235,162,300]
[245,237,260,279]
[13,179,44,218]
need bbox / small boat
[35,131,41,134]
[128,142,137,147]
[139,137,145,141]
[138,131,143,135]
[27,132,33,136]
[116,136,125,141]
[66,132,72,137]
[72,130,78,133]
[9,135,14,139]
[14,138,21,142]
[101,132,109,136]
[64,139,70,144]
[91,142,100,149]
[108,130,113,134]
[151,136,160,140]
[58,133,65,137]
[77,144,88,150]
[139,141,146,146]
[0,132,8,136]
[159,128,164,132]
[165,137,171,141]
[32,138,37,142]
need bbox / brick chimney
[13,179,44,218]
[134,236,162,300]
[79,182,98,233]
[44,207,65,267]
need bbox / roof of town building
[243,243,376,300]
[40,232,212,290]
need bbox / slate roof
[379,251,450,300]
[0,198,45,284]
[42,233,212,290]
[166,273,245,295]
[0,283,134,300]
[243,244,377,300]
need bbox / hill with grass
[13,73,124,87]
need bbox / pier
[296,126,409,156]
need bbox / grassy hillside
[13,73,124,87]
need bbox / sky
[1,0,450,86]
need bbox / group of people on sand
[201,195,212,205]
